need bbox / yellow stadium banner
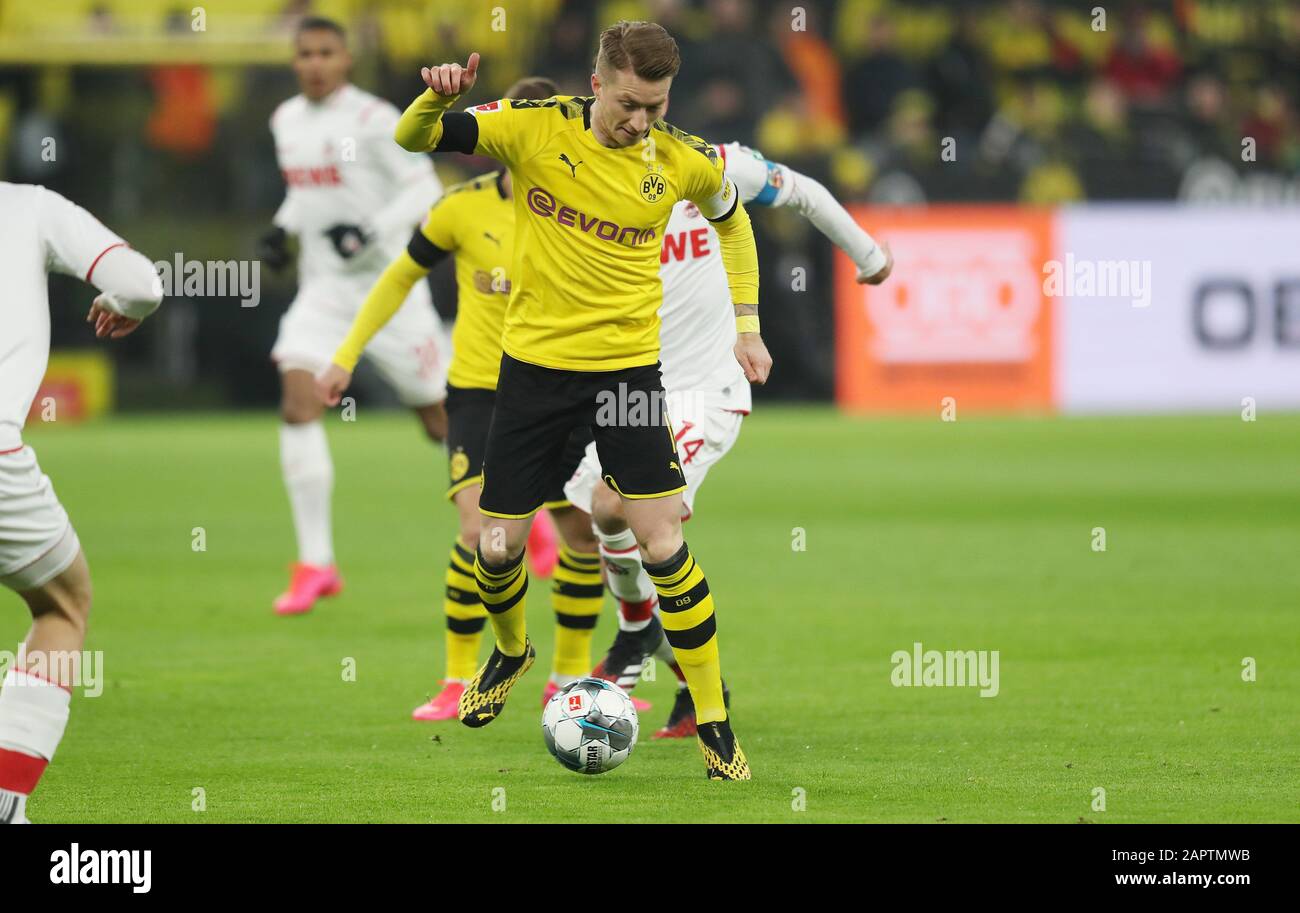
[25,351,114,426]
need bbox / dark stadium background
[3,0,1295,405]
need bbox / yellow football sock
[551,546,604,678]
[644,543,726,724]
[444,540,486,681]
[475,547,529,657]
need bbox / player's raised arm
[393,53,481,153]
[721,143,892,285]
[779,165,892,284]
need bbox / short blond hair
[594,20,680,81]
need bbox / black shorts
[444,383,591,507]
[479,354,686,519]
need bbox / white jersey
[270,83,442,285]
[658,199,751,413]
[658,142,887,413]
[0,183,161,451]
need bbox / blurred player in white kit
[565,141,893,736]
[260,17,450,615]
[0,182,163,823]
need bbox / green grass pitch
[8,408,1298,823]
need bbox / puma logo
[559,153,583,178]
[669,460,681,474]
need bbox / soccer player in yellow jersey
[320,21,768,779]
[319,78,610,722]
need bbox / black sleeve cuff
[407,229,451,270]
[434,112,479,154]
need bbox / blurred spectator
[925,7,995,139]
[1103,9,1183,104]
[535,3,600,95]
[761,1,845,153]
[673,0,792,146]
[842,14,915,137]
[145,10,217,159]
[1180,70,1236,161]
[1069,78,1132,164]
[1240,84,1298,169]
[982,0,1055,76]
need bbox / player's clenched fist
[856,241,894,286]
[421,52,479,96]
[315,363,353,407]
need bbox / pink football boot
[273,562,343,616]
[412,681,466,721]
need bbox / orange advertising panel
[24,351,114,426]
[835,206,1056,413]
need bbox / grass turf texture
[8,409,1298,823]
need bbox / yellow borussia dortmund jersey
[419,170,515,390]
[467,95,729,372]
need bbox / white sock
[280,421,334,566]
[550,672,580,688]
[597,527,657,632]
[0,669,71,819]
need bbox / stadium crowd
[2,0,1295,206]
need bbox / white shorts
[271,276,451,407]
[0,445,81,592]
[564,392,746,521]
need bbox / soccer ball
[542,677,639,774]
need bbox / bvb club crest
[450,450,469,482]
[639,163,666,203]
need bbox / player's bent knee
[567,527,600,554]
[477,523,524,567]
[280,370,325,424]
[281,399,324,425]
[548,506,598,553]
[639,535,685,566]
[22,551,93,630]
[592,485,628,536]
[567,526,599,554]
[633,517,684,565]
[458,520,482,549]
